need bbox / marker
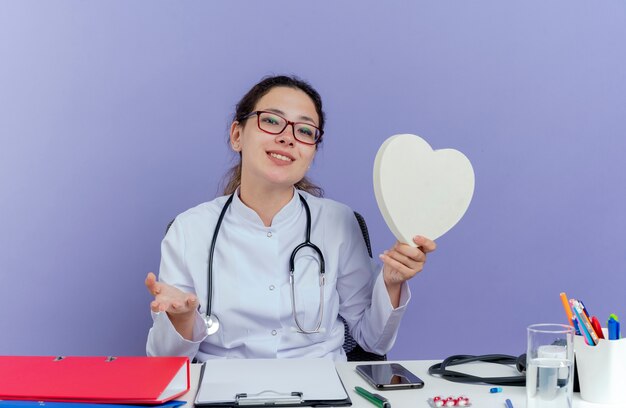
[609,316,621,340]
[505,399,514,408]
[355,386,391,408]
[590,316,604,339]
[559,292,574,326]
[490,387,503,393]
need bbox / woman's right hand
[145,272,199,340]
[145,272,199,316]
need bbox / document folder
[0,400,187,408]
[195,358,351,407]
[0,356,189,404]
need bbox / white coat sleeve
[336,210,411,355]
[146,217,209,360]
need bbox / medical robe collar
[231,187,304,228]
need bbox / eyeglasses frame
[242,111,324,145]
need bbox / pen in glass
[559,292,574,326]
[570,299,599,345]
[355,386,391,408]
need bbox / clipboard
[194,358,352,407]
[0,400,187,408]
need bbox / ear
[229,121,242,152]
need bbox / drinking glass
[526,324,575,408]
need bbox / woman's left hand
[380,235,436,290]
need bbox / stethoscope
[203,192,326,335]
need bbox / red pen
[591,316,605,339]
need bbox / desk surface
[180,360,606,408]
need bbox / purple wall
[1,1,625,360]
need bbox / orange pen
[560,292,574,326]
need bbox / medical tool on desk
[205,193,326,335]
[428,354,527,386]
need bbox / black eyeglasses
[242,111,323,145]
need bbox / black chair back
[344,212,387,361]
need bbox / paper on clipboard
[194,358,351,407]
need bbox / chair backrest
[344,212,387,361]
[164,211,386,361]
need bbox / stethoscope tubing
[288,195,325,334]
[206,194,234,323]
[206,192,325,335]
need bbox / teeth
[269,153,292,162]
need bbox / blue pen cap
[608,317,621,340]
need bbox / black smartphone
[355,363,425,389]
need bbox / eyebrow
[263,108,318,126]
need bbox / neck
[238,182,295,227]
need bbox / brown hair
[221,75,325,197]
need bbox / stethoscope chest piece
[204,314,220,336]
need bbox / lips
[267,151,295,162]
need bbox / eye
[297,126,314,137]
[261,114,281,126]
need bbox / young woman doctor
[145,76,436,361]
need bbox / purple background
[1,1,625,360]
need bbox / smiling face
[230,86,319,194]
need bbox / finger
[145,272,157,292]
[150,300,162,313]
[384,249,421,272]
[168,294,198,312]
[393,243,426,263]
[186,296,199,309]
[413,236,437,253]
[145,272,163,296]
[379,252,417,279]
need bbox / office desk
[180,360,606,407]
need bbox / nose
[275,123,296,146]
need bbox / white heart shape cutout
[373,134,475,245]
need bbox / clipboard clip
[235,390,303,406]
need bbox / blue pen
[505,399,514,408]
[609,316,621,340]
[572,316,581,335]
